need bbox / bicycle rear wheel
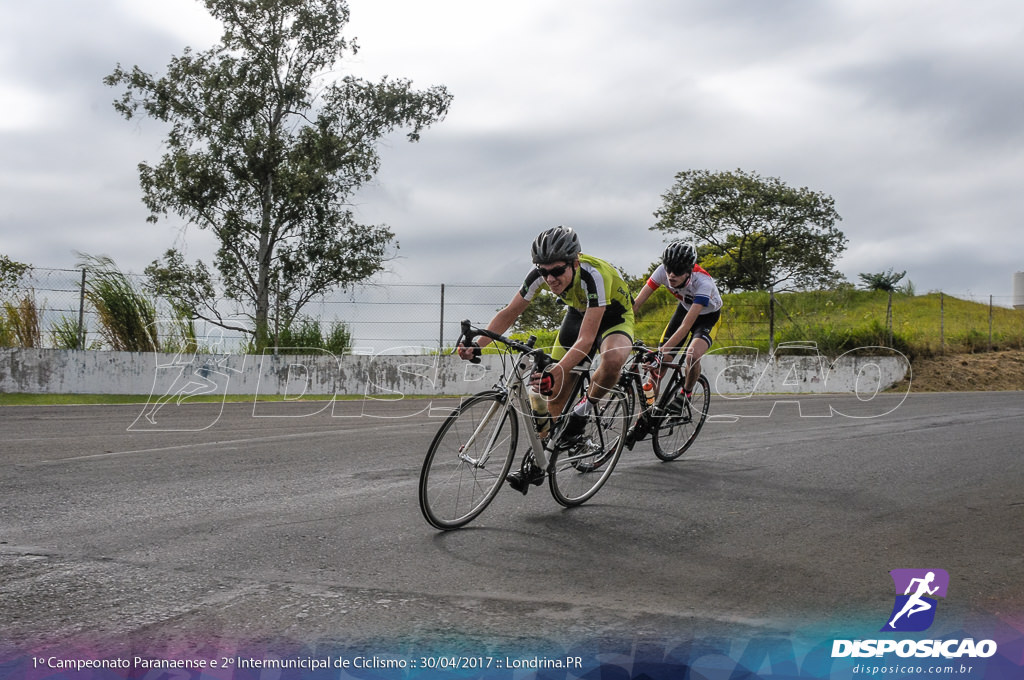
[419,392,518,529]
[652,373,710,461]
[548,388,628,506]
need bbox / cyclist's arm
[632,284,655,316]
[661,302,704,360]
[552,305,605,379]
[457,292,529,359]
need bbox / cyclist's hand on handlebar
[535,372,555,396]
[531,365,562,397]
[456,342,481,362]
[643,349,663,369]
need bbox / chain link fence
[2,266,1022,356]
[1,267,521,354]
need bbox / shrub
[3,294,42,348]
[274,319,352,355]
[775,319,913,358]
[50,315,83,350]
[79,254,159,352]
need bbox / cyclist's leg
[554,317,630,450]
[548,307,585,418]
[659,303,688,357]
[589,330,633,401]
[682,310,720,392]
[548,332,631,498]
[684,336,710,392]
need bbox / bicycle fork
[457,401,506,468]
[456,388,552,472]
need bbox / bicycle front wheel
[419,392,519,529]
[652,373,710,461]
[548,388,628,506]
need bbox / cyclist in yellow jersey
[457,226,634,479]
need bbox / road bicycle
[418,320,630,530]
[620,341,711,461]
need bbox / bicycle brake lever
[457,319,482,363]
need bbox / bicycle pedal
[506,465,545,494]
[630,419,650,443]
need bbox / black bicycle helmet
[531,226,581,264]
[662,241,697,274]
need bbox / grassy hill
[515,288,1024,360]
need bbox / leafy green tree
[694,236,773,292]
[859,268,907,346]
[858,268,907,294]
[0,255,33,348]
[0,254,30,298]
[106,0,452,350]
[652,169,847,292]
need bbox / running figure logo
[882,569,949,632]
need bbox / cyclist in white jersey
[632,241,722,404]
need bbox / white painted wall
[1,346,910,399]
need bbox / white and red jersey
[645,264,723,314]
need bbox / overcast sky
[2,0,1023,303]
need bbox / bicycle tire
[419,392,518,529]
[548,388,628,506]
[622,368,652,450]
[652,373,710,461]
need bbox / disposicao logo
[832,568,998,660]
[882,568,948,632]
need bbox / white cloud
[0,82,54,131]
[115,0,222,48]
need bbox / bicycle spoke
[419,393,518,529]
[652,374,710,461]
[549,389,628,506]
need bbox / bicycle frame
[619,335,713,460]
[419,320,629,528]
[624,340,698,409]
[456,322,554,469]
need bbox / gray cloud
[2,0,1022,306]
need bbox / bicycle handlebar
[457,319,552,370]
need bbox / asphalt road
[1,391,1022,659]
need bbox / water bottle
[642,377,656,406]
[528,386,552,437]
[641,352,660,406]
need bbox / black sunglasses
[536,263,571,278]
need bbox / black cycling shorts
[554,305,634,361]
[661,306,720,351]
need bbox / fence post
[77,268,87,350]
[989,295,994,352]
[940,292,945,354]
[886,291,894,347]
[439,283,445,351]
[768,287,775,355]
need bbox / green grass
[467,289,1024,360]
[633,288,1024,359]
